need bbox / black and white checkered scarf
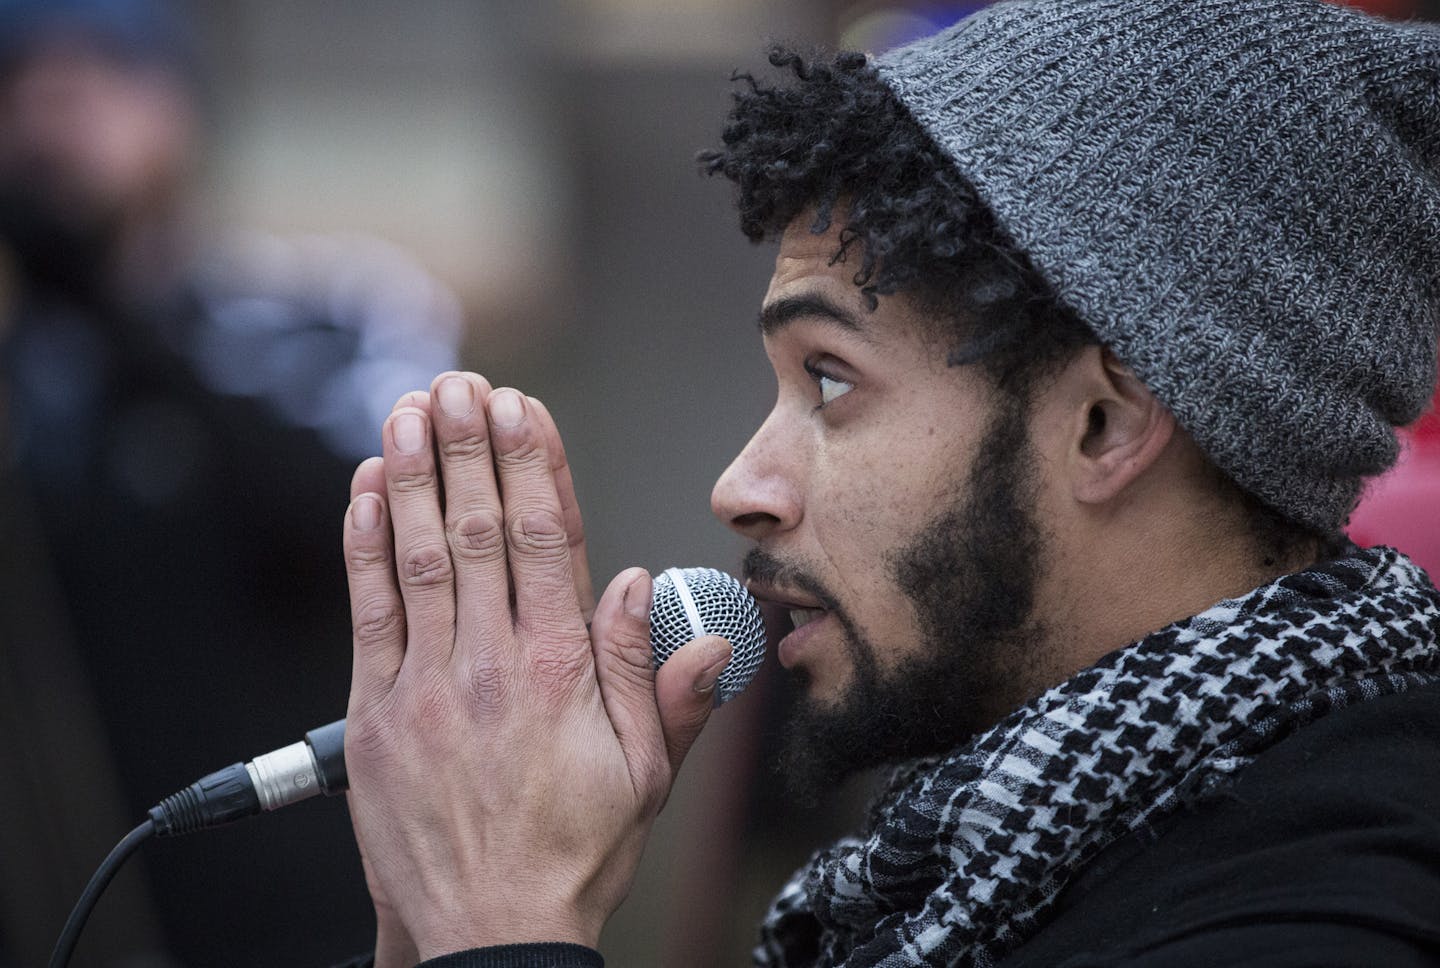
[756,547,1440,968]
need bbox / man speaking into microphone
[337,1,1440,965]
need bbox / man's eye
[818,374,854,406]
[803,358,854,409]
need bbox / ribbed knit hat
[876,0,1440,534]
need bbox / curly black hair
[697,46,1097,398]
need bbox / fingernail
[393,412,425,453]
[624,573,652,620]
[489,388,525,429]
[437,376,474,417]
[694,641,731,695]
[352,495,382,531]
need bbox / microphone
[147,567,766,837]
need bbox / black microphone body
[149,567,765,837]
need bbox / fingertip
[350,456,386,499]
[487,387,528,432]
[527,397,563,451]
[594,567,650,632]
[621,568,653,621]
[349,492,385,532]
[691,636,733,695]
[654,635,729,775]
[385,406,431,457]
[654,635,729,694]
[428,370,463,391]
[391,389,431,413]
[430,372,494,421]
[429,370,493,393]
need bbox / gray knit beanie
[876,0,1440,534]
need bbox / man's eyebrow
[757,294,870,338]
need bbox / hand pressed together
[341,372,731,964]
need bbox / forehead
[763,216,940,345]
[767,218,859,301]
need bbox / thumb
[654,635,732,777]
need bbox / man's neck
[1031,477,1323,710]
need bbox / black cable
[49,817,156,968]
[48,747,319,965]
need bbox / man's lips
[774,611,834,669]
[744,579,823,611]
[746,581,831,669]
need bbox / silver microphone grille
[651,567,766,705]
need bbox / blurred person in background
[0,0,457,964]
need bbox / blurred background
[1,0,1436,965]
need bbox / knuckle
[402,683,459,735]
[609,623,656,677]
[464,656,513,709]
[438,429,491,464]
[344,714,391,763]
[389,467,437,494]
[618,600,655,644]
[399,543,455,588]
[353,601,405,646]
[496,436,546,468]
[346,542,391,571]
[447,509,506,561]
[529,647,592,691]
[506,509,569,558]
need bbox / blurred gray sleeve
[189,231,463,463]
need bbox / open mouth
[788,607,827,630]
[744,576,834,659]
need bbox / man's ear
[1068,347,1176,505]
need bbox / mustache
[742,546,874,683]
[742,547,842,614]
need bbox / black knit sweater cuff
[417,942,604,967]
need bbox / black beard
[765,396,1048,805]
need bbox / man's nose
[710,414,803,542]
